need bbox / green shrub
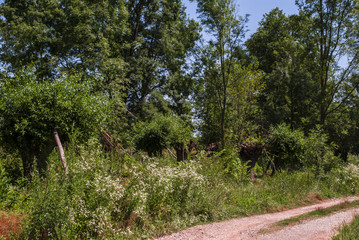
[303,127,340,172]
[22,138,213,239]
[347,154,359,165]
[326,163,359,195]
[134,114,192,157]
[268,124,340,172]
[216,149,250,183]
[0,73,109,178]
[268,124,307,170]
[0,150,23,183]
[0,163,11,205]
[0,161,27,210]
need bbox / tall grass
[333,216,359,240]
[1,139,359,239]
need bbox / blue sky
[183,0,298,38]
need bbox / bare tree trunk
[175,143,187,162]
[53,129,68,174]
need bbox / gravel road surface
[157,196,359,240]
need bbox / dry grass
[0,212,25,240]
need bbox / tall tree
[226,62,264,144]
[0,0,129,94]
[296,0,357,125]
[194,0,248,146]
[124,0,200,120]
[246,9,319,130]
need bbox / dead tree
[53,129,68,175]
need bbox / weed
[2,139,359,239]
[333,215,359,240]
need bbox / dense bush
[21,139,212,239]
[134,114,192,157]
[0,163,11,207]
[215,149,251,183]
[268,124,340,172]
[0,150,23,183]
[0,73,108,178]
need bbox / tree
[296,0,358,125]
[246,8,319,130]
[0,0,129,95]
[0,72,108,178]
[194,0,248,146]
[134,114,192,161]
[325,73,359,160]
[124,0,200,120]
[226,62,265,144]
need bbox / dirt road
[157,196,359,240]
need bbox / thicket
[1,135,359,238]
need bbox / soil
[156,196,359,240]
[0,212,24,240]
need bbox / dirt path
[157,196,359,240]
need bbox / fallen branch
[53,129,68,174]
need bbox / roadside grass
[333,215,359,240]
[2,143,359,239]
[259,200,359,234]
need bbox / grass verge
[333,215,359,240]
[259,200,359,235]
[2,142,359,239]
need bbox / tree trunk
[21,150,35,179]
[175,143,187,162]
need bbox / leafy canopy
[0,71,108,176]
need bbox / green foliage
[333,215,359,240]
[296,0,357,125]
[246,8,319,130]
[125,0,200,119]
[0,0,129,85]
[226,62,265,144]
[0,150,23,183]
[0,159,27,210]
[194,0,249,146]
[327,163,359,195]
[215,149,250,183]
[0,141,357,238]
[0,72,108,177]
[0,163,11,205]
[21,139,212,239]
[268,124,307,170]
[303,127,340,172]
[1,0,359,238]
[134,114,192,157]
[0,73,107,143]
[268,124,339,171]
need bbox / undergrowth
[1,139,359,239]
